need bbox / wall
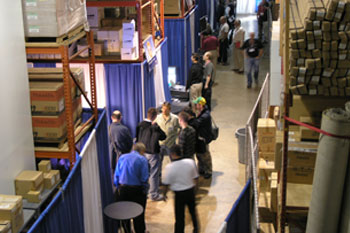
[270,20,283,106]
[0,0,36,194]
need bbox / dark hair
[202,31,210,36]
[170,144,183,157]
[192,53,200,62]
[178,111,190,123]
[133,142,146,154]
[112,111,122,120]
[147,107,157,119]
[162,101,171,110]
[183,107,195,117]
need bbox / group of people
[206,0,269,88]
[110,98,215,233]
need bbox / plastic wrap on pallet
[339,101,350,233]
[306,108,350,233]
[22,0,87,37]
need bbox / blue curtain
[225,179,251,233]
[160,38,172,102]
[195,8,200,52]
[186,13,193,81]
[164,18,186,85]
[95,109,118,233]
[28,157,85,233]
[143,63,156,116]
[33,63,56,68]
[104,63,144,137]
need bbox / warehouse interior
[1,0,350,233]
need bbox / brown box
[0,195,22,211]
[258,136,276,152]
[287,167,314,184]
[299,116,320,140]
[165,0,181,15]
[15,171,44,196]
[51,170,61,184]
[257,118,276,137]
[24,191,43,204]
[32,113,67,140]
[0,220,11,233]
[275,130,283,170]
[30,82,65,114]
[288,149,317,168]
[259,151,275,161]
[44,171,56,190]
[38,160,51,173]
[258,159,276,192]
[270,179,278,212]
[0,203,24,233]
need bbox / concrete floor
[145,15,270,233]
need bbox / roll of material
[339,102,350,233]
[306,108,350,233]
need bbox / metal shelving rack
[26,30,98,169]
[163,0,196,19]
[86,0,164,63]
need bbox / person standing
[241,32,264,88]
[114,143,149,233]
[186,54,204,103]
[192,97,213,179]
[257,0,270,43]
[136,107,166,201]
[202,52,214,111]
[201,31,219,82]
[156,102,180,174]
[177,111,196,159]
[163,144,199,233]
[109,110,133,171]
[231,19,245,74]
[217,16,230,66]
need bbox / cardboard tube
[306,108,350,233]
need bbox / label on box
[297,58,304,65]
[29,26,40,33]
[309,89,317,95]
[340,54,347,60]
[299,67,306,75]
[323,71,332,77]
[27,13,38,20]
[314,30,322,36]
[311,76,320,84]
[308,43,315,50]
[339,1,346,8]
[339,43,347,50]
[339,24,345,31]
[50,177,55,186]
[26,0,37,6]
[313,21,320,27]
[297,77,305,83]
[335,12,342,20]
[317,10,325,17]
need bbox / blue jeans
[245,57,260,86]
[145,153,161,199]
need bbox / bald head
[249,32,255,39]
[111,110,122,122]
[204,51,212,61]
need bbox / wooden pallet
[25,24,86,47]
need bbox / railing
[245,73,271,233]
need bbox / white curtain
[56,63,107,108]
[237,0,256,14]
[153,47,166,108]
[80,131,104,233]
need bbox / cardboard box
[0,220,11,233]
[288,150,316,168]
[164,0,181,15]
[30,82,65,114]
[257,118,276,137]
[15,171,44,196]
[0,203,23,233]
[97,28,122,41]
[77,42,103,57]
[122,32,138,48]
[121,47,138,60]
[51,170,61,183]
[287,167,314,184]
[258,159,276,193]
[258,135,276,152]
[275,130,283,170]
[122,20,135,36]
[44,171,56,190]
[105,40,121,54]
[38,160,51,173]
[24,191,43,203]
[299,116,320,140]
[32,113,67,140]
[270,180,278,212]
[259,151,275,161]
[0,195,22,211]
[87,7,104,28]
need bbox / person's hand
[205,84,209,89]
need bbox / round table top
[104,201,143,220]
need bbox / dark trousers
[115,185,147,233]
[202,87,212,111]
[218,38,228,63]
[174,188,199,233]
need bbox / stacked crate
[0,195,24,233]
[15,171,44,204]
[28,68,84,146]
[121,20,139,60]
[289,0,350,96]
[38,160,61,191]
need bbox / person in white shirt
[163,144,199,233]
[232,19,245,74]
[218,16,230,65]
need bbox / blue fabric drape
[225,179,251,233]
[95,109,118,233]
[160,38,172,102]
[143,63,156,116]
[164,18,186,85]
[186,14,193,79]
[33,63,56,68]
[104,63,143,137]
[28,157,85,233]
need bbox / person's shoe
[238,70,244,74]
[203,173,212,179]
[151,194,165,201]
[232,68,239,71]
[222,63,229,66]
[247,84,252,89]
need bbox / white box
[109,30,122,41]
[123,32,138,48]
[97,31,109,41]
[87,7,104,28]
[122,20,135,36]
[104,40,121,54]
[121,47,137,60]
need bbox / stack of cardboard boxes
[28,68,84,145]
[0,195,24,233]
[38,160,61,191]
[121,20,139,60]
[15,171,44,204]
[289,0,350,96]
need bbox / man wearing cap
[192,97,213,179]
[109,110,133,172]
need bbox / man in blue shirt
[109,110,133,171]
[114,142,149,233]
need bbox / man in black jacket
[191,97,213,179]
[186,53,203,104]
[136,107,167,201]
[178,111,196,159]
